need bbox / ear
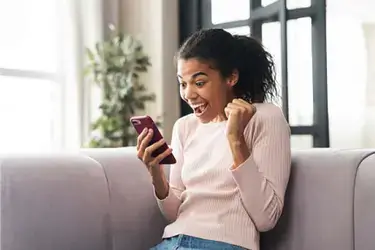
[226,69,239,87]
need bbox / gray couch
[0,148,374,250]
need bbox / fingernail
[143,128,147,133]
[148,128,153,133]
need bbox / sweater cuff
[230,156,263,190]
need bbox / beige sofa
[0,147,374,250]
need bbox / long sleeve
[230,108,291,232]
[155,118,185,222]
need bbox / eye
[195,81,205,87]
[179,82,187,88]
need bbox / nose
[183,85,197,100]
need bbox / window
[287,17,313,127]
[0,0,66,153]
[211,0,250,24]
[225,26,251,36]
[0,0,103,153]
[195,0,329,148]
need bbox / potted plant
[84,25,158,147]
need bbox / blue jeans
[150,234,246,250]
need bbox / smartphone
[130,115,176,165]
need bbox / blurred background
[0,0,373,154]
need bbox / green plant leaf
[86,48,96,62]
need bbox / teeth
[191,103,206,109]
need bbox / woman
[136,28,291,250]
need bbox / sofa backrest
[84,147,375,250]
[261,149,375,250]
[0,148,374,250]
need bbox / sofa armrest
[354,152,375,250]
[0,154,111,250]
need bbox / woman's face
[177,58,237,123]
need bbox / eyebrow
[177,71,208,80]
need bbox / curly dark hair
[176,28,278,103]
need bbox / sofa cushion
[82,147,167,250]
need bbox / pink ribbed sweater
[155,103,291,250]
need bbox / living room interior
[0,0,374,250]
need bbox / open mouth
[191,103,208,116]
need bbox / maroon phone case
[130,115,176,165]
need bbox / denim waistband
[169,234,246,250]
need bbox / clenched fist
[224,98,256,140]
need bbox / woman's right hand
[136,128,173,177]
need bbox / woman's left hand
[224,98,256,140]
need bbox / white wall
[326,15,367,148]
[326,0,375,148]
[363,24,375,148]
